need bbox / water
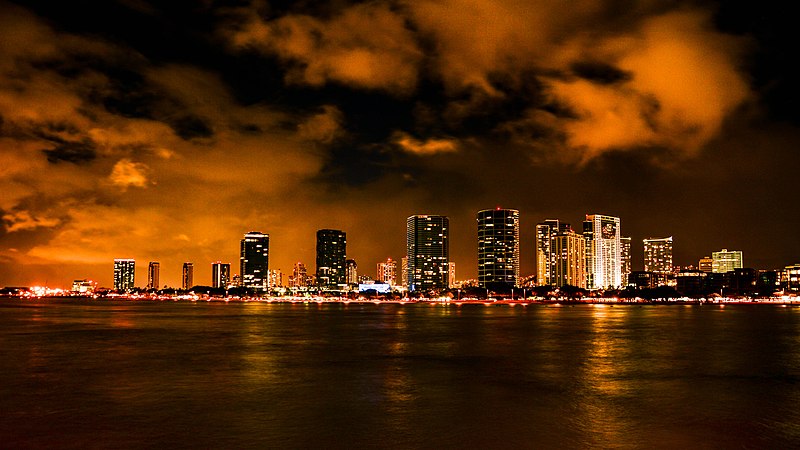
[1,300,799,449]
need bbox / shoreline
[2,295,799,306]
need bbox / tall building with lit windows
[147,261,160,290]
[212,262,231,289]
[240,231,269,290]
[536,219,571,286]
[620,237,631,284]
[401,257,408,288]
[182,262,193,289]
[377,258,397,286]
[114,258,135,291]
[478,208,520,289]
[583,214,622,289]
[644,237,673,274]
[316,229,346,289]
[345,259,358,285]
[291,262,309,287]
[712,249,743,273]
[551,229,586,288]
[407,215,449,292]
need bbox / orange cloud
[230,3,422,94]
[393,132,459,155]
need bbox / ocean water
[1,299,799,449]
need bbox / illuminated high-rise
[407,215,449,292]
[583,214,622,289]
[147,261,160,290]
[377,258,397,285]
[478,208,520,289]
[620,237,631,284]
[182,262,193,289]
[712,249,743,273]
[644,237,673,274]
[240,231,269,290]
[316,229,346,289]
[449,262,456,288]
[345,259,358,285]
[551,229,586,288]
[114,258,135,291]
[291,262,309,288]
[212,262,231,289]
[268,269,283,288]
[401,257,408,288]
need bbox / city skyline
[1,1,798,288]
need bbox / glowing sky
[0,0,797,288]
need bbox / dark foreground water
[1,300,799,449]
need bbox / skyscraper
[268,269,283,288]
[291,262,309,288]
[407,215,449,292]
[114,258,135,291]
[316,229,346,289]
[345,259,358,285]
[478,208,520,289]
[212,262,231,289]
[182,262,193,290]
[712,249,743,273]
[644,236,673,274]
[551,228,587,288]
[583,214,622,289]
[147,261,160,290]
[377,258,397,285]
[401,257,408,288]
[449,262,456,288]
[240,231,269,291]
[536,219,571,286]
[620,237,631,284]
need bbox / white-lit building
[712,249,743,273]
[583,214,622,289]
[644,236,673,274]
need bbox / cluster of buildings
[100,210,800,297]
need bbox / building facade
[478,208,520,289]
[699,256,713,273]
[290,262,309,288]
[583,214,622,289]
[345,259,358,285]
[147,261,160,290]
[182,262,193,290]
[114,258,135,291]
[240,232,269,290]
[407,215,449,292]
[551,229,587,288]
[620,237,631,285]
[711,249,743,273]
[644,236,673,274]
[316,229,347,289]
[212,262,231,289]
[377,257,397,286]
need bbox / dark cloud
[170,115,214,141]
[570,61,632,85]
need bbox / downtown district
[6,210,800,302]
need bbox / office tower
[478,208,520,289]
[291,262,308,288]
[114,258,135,291]
[449,262,456,288]
[785,264,800,292]
[316,229,346,289]
[620,237,631,284]
[536,219,568,285]
[212,262,231,289]
[711,249,743,273]
[345,259,358,285]
[551,229,586,288]
[182,262,193,289]
[644,236,673,274]
[583,214,622,289]
[407,215,449,292]
[147,261,160,290]
[268,269,283,288]
[699,256,713,273]
[241,231,269,290]
[401,257,408,288]
[377,258,397,285]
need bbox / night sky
[1,0,798,288]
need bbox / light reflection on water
[0,300,799,449]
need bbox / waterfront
[2,299,799,449]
